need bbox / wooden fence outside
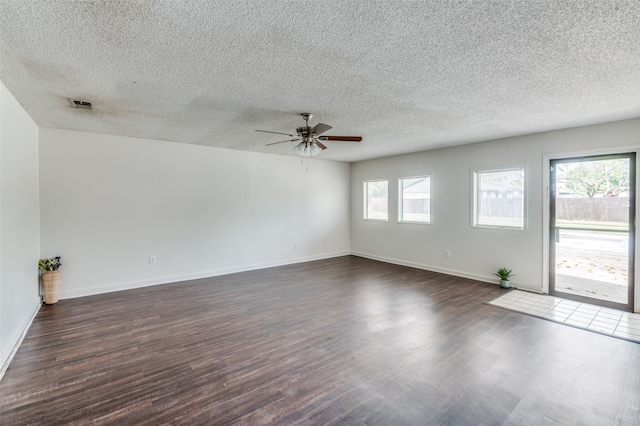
[556,197,629,223]
[373,196,629,223]
[479,198,523,218]
[479,197,628,223]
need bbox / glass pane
[555,159,630,231]
[554,229,628,304]
[400,176,430,223]
[475,169,524,228]
[552,157,631,306]
[365,180,388,220]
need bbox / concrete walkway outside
[554,230,629,304]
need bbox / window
[473,167,525,229]
[399,176,430,223]
[364,180,388,221]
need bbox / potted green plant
[39,257,62,304]
[495,267,513,289]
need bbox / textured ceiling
[2,1,640,162]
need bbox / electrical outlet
[149,256,156,264]
[445,250,451,258]
[295,244,299,251]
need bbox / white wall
[39,128,350,298]
[351,118,640,302]
[0,82,41,372]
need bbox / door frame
[542,147,640,313]
[549,153,635,311]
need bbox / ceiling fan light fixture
[294,141,321,157]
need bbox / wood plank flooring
[1,255,639,425]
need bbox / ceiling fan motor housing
[296,126,312,139]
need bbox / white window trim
[363,179,389,222]
[471,165,527,230]
[398,175,431,224]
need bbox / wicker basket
[42,270,62,304]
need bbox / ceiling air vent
[70,99,92,110]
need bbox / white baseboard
[350,251,549,293]
[350,251,507,286]
[0,297,41,382]
[60,251,351,300]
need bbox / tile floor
[489,290,640,343]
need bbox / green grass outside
[555,220,628,232]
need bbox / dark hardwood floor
[1,256,639,425]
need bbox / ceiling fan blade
[311,123,332,136]
[318,136,362,142]
[265,138,300,146]
[256,130,297,137]
[315,141,328,150]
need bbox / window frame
[363,179,389,222]
[398,175,431,224]
[472,166,527,230]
